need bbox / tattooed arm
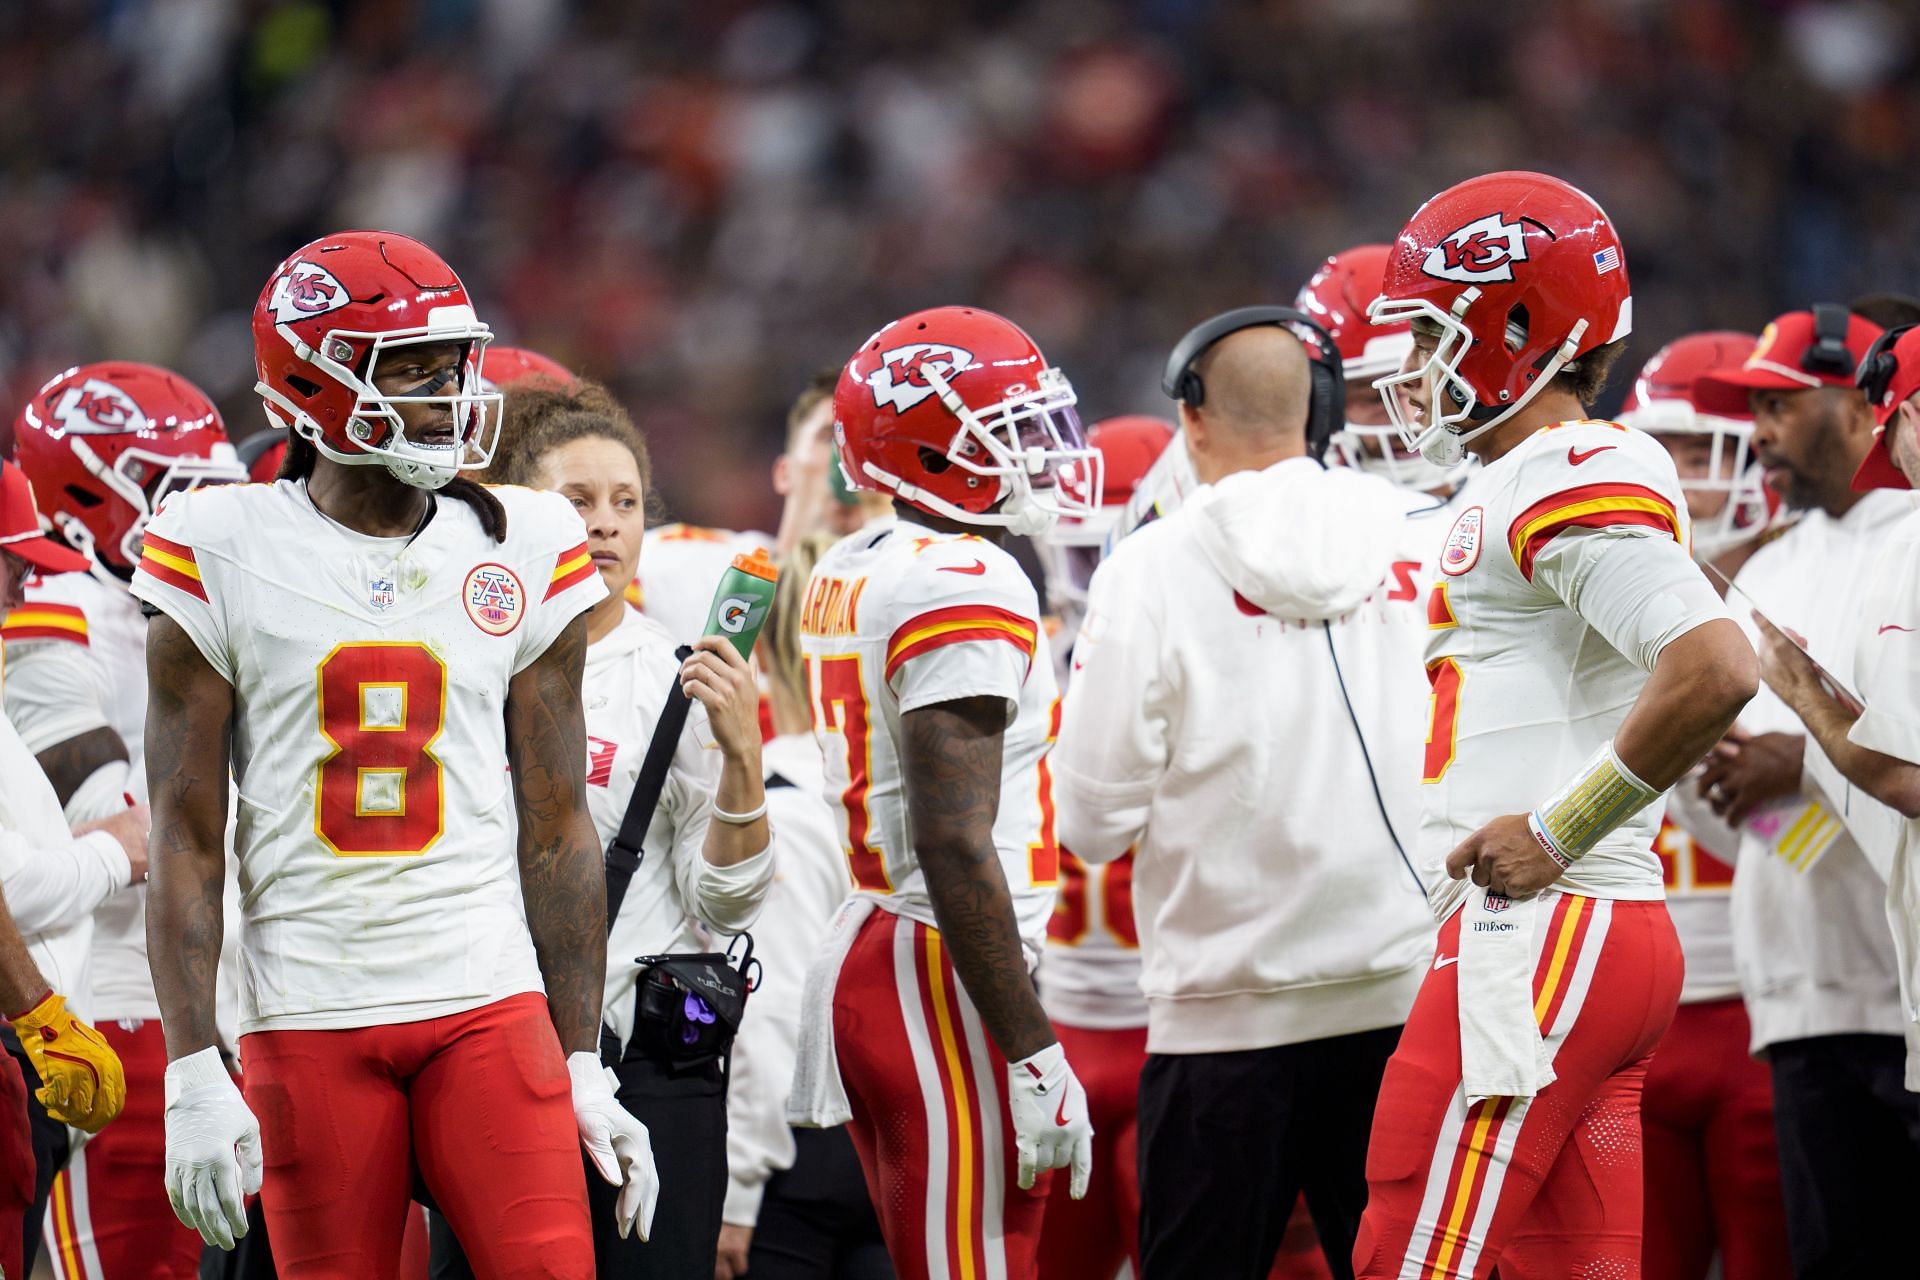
[144,614,233,1058]
[505,614,608,1054]
[902,697,1056,1063]
[0,883,52,1016]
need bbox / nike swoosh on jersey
[1880,623,1915,634]
[938,560,988,576]
[1567,445,1617,466]
[1432,954,1460,971]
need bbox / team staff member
[1054,316,1436,1279]
[717,533,889,1280]
[1690,307,1920,1277]
[1355,172,1755,1279]
[433,378,774,1278]
[0,459,143,1279]
[1618,333,1792,1280]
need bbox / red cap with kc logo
[1693,305,1883,418]
[1852,324,1920,491]
[0,459,91,575]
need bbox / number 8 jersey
[799,519,1061,957]
[131,480,606,1034]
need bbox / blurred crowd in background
[2,0,1917,531]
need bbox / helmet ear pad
[1161,306,1345,461]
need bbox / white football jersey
[1421,420,1725,918]
[3,570,158,1020]
[799,519,1059,954]
[130,480,605,1033]
[636,523,770,643]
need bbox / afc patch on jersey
[1440,504,1485,576]
[463,563,525,636]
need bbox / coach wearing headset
[1050,309,1438,1280]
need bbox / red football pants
[240,991,591,1280]
[1354,893,1683,1280]
[833,908,1049,1280]
[41,1020,199,1278]
[1036,1021,1145,1280]
[1640,998,1791,1280]
[1,1047,34,1280]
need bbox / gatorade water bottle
[703,547,779,659]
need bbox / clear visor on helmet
[269,309,503,491]
[920,363,1105,533]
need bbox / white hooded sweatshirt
[1053,456,1438,1054]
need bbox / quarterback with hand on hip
[135,230,655,1275]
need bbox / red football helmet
[1618,330,1770,561]
[1370,172,1633,464]
[1036,415,1175,612]
[11,361,245,574]
[833,307,1100,535]
[1299,243,1465,492]
[252,230,499,490]
[479,345,575,392]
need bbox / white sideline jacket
[1053,456,1437,1054]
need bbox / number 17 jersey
[799,519,1061,957]
[131,480,606,1034]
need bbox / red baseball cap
[1853,325,1920,492]
[0,459,90,575]
[1693,306,1884,418]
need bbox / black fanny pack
[625,937,758,1069]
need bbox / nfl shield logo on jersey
[463,563,525,636]
[368,576,396,612]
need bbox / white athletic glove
[162,1046,263,1250]
[569,1051,660,1241]
[1007,1042,1093,1198]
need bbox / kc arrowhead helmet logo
[866,344,975,413]
[269,261,351,324]
[1423,213,1530,285]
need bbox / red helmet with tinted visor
[833,307,1100,536]
[252,230,499,490]
[1371,172,1632,465]
[1617,331,1770,560]
[1036,415,1174,614]
[11,362,245,575]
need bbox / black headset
[1161,305,1345,462]
[1802,303,1857,378]
[1857,323,1914,405]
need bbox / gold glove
[10,992,127,1134]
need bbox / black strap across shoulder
[604,644,694,935]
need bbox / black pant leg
[1296,1025,1401,1280]
[427,1207,475,1280]
[1768,1033,1920,1279]
[591,1053,729,1279]
[1137,1045,1303,1280]
[746,1126,892,1280]
[5,1028,67,1279]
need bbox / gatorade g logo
[717,595,752,634]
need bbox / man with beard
[1690,306,1920,1277]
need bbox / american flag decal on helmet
[1592,246,1620,275]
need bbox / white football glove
[569,1051,660,1241]
[1007,1042,1093,1198]
[162,1046,263,1250]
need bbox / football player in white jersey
[133,231,652,1274]
[1351,173,1757,1279]
[791,306,1098,1280]
[1615,331,1794,1280]
[5,359,246,1280]
[1027,412,1168,1280]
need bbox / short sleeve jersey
[798,519,1059,954]
[1421,420,1721,917]
[2,570,159,1019]
[129,480,606,1033]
